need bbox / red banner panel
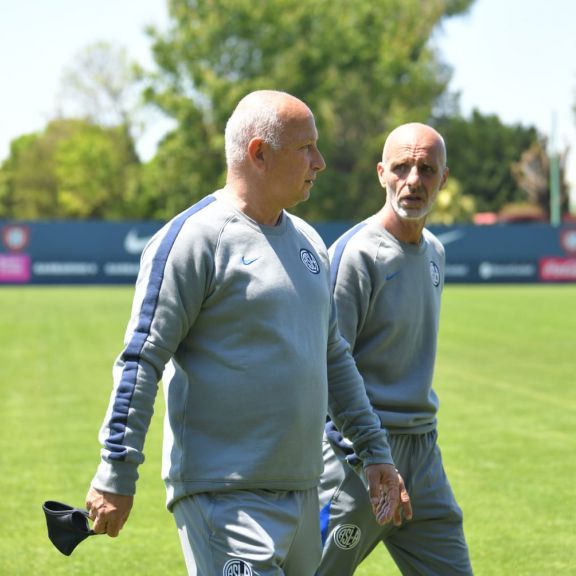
[539,258,576,282]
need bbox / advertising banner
[1,220,575,285]
[0,221,162,285]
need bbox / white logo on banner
[124,229,152,254]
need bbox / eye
[393,163,409,173]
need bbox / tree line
[0,0,570,223]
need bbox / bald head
[383,123,447,170]
[235,90,312,117]
[225,90,313,168]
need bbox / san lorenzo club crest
[300,248,320,274]
[334,523,362,550]
[223,558,253,576]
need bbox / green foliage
[143,0,475,220]
[3,0,562,224]
[57,42,140,127]
[0,120,142,219]
[55,125,136,218]
[428,177,476,224]
[1,132,60,219]
[11,0,551,224]
[0,41,149,221]
[434,109,540,213]
[1,285,574,575]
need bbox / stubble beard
[390,193,432,221]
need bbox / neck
[220,181,282,226]
[376,205,425,245]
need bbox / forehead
[385,129,445,166]
[282,113,318,144]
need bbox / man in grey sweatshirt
[85,90,409,575]
[317,123,473,575]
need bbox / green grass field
[1,285,574,575]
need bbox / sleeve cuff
[91,459,139,496]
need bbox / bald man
[318,123,473,575]
[85,91,406,575]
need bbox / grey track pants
[317,429,473,576]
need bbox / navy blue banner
[0,221,162,285]
[1,220,576,284]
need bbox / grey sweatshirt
[329,219,445,434]
[92,193,392,508]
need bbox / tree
[142,0,475,221]
[428,177,476,224]
[1,130,61,219]
[511,139,570,219]
[433,109,540,213]
[54,123,142,218]
[56,42,140,129]
[0,119,141,219]
[0,42,150,220]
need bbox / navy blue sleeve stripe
[104,195,217,461]
[329,222,367,292]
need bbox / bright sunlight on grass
[0,285,574,575]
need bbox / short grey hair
[224,96,286,168]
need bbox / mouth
[400,195,424,206]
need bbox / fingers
[85,487,133,538]
[376,484,400,525]
[399,476,413,523]
[89,510,124,537]
[91,513,109,536]
[367,472,385,517]
[366,463,399,525]
[366,464,412,526]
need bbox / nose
[406,165,420,187]
[313,148,326,173]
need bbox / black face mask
[42,500,97,556]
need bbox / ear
[247,137,266,168]
[376,162,386,187]
[440,166,449,189]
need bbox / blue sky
[0,0,170,162]
[435,0,576,187]
[2,0,575,192]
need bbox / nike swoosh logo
[385,271,400,281]
[241,256,260,265]
[124,229,153,254]
[436,230,464,245]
